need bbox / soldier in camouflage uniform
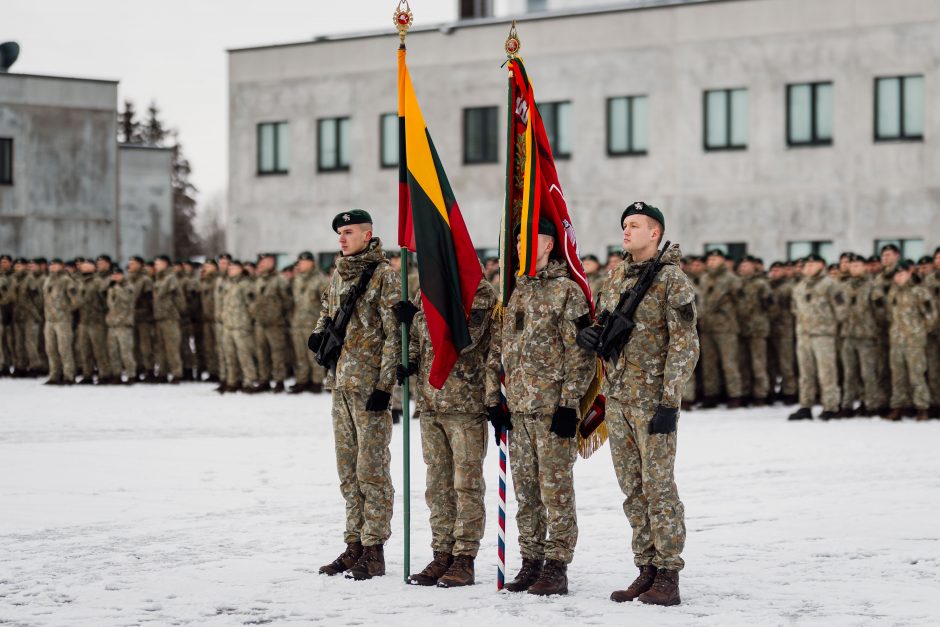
[220,260,262,393]
[923,250,940,417]
[697,249,743,407]
[388,251,420,421]
[736,256,772,405]
[582,254,605,304]
[789,254,843,421]
[106,268,137,383]
[838,255,887,416]
[13,258,44,376]
[214,254,233,388]
[152,255,185,383]
[0,257,13,376]
[76,259,112,384]
[289,251,328,394]
[253,253,291,393]
[767,262,798,404]
[399,277,496,588]
[680,256,704,410]
[314,210,400,582]
[578,203,698,606]
[485,218,594,597]
[885,261,936,421]
[174,261,199,381]
[127,256,156,382]
[41,258,79,385]
[199,260,220,381]
[872,245,901,406]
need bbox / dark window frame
[705,242,748,262]
[379,113,398,169]
[874,75,924,143]
[318,116,351,173]
[463,106,499,165]
[460,0,493,19]
[786,81,834,147]
[703,88,748,152]
[606,95,649,157]
[538,101,572,160]
[786,240,833,262]
[0,137,12,185]
[256,121,288,176]
[873,238,923,259]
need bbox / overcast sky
[4,0,456,211]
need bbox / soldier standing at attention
[13,258,44,377]
[577,203,698,606]
[486,217,595,597]
[767,262,798,404]
[105,267,138,384]
[220,260,262,394]
[152,255,185,383]
[199,260,220,382]
[214,254,233,390]
[312,210,400,581]
[697,249,744,408]
[289,251,327,394]
[127,256,156,382]
[923,248,940,418]
[838,254,886,416]
[0,257,14,377]
[76,259,112,384]
[41,258,79,385]
[253,253,291,393]
[735,255,772,405]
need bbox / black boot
[408,551,452,586]
[611,565,657,603]
[504,558,543,592]
[319,541,363,576]
[637,569,681,606]
[345,544,385,580]
[788,407,812,421]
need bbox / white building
[227,0,940,265]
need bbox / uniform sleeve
[313,274,336,334]
[376,267,402,393]
[483,310,503,408]
[559,284,595,411]
[172,277,186,314]
[662,272,700,409]
[408,308,422,367]
[460,282,496,355]
[920,288,938,331]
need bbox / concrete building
[0,71,174,260]
[227,0,940,265]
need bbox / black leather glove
[576,325,603,352]
[392,300,419,325]
[649,405,678,435]
[486,405,512,446]
[396,362,418,385]
[365,389,392,412]
[307,331,324,353]
[550,406,578,439]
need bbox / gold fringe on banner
[577,359,608,459]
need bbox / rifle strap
[334,261,381,335]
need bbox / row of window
[702,238,926,264]
[0,137,12,185]
[257,74,926,175]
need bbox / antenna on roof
[0,42,19,72]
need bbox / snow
[1,379,939,626]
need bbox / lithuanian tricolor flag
[397,46,483,390]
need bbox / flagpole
[394,0,413,583]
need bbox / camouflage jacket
[42,272,79,323]
[200,274,217,323]
[314,238,401,394]
[409,278,497,415]
[182,273,202,324]
[596,245,699,409]
[77,272,109,325]
[152,270,185,322]
[698,264,739,334]
[887,282,936,342]
[290,268,328,330]
[214,275,229,323]
[127,270,154,324]
[791,272,843,337]
[736,273,772,338]
[13,271,43,323]
[871,267,897,327]
[253,270,290,327]
[487,260,594,415]
[0,272,15,309]
[768,278,796,337]
[838,276,879,339]
[106,280,137,327]
[924,272,940,334]
[222,274,257,331]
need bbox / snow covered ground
[1,379,938,626]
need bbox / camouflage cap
[332,209,372,233]
[621,201,664,231]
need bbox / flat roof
[0,71,119,85]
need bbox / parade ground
[1,380,938,626]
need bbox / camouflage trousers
[0,320,5,369]
[223,327,256,386]
[889,336,929,410]
[107,326,137,378]
[155,320,182,378]
[255,324,288,383]
[202,322,219,378]
[510,412,579,564]
[769,331,798,396]
[739,335,770,400]
[332,389,394,546]
[214,322,228,382]
[180,321,196,370]
[700,332,743,400]
[606,392,686,572]
[927,333,940,409]
[78,322,111,379]
[419,411,487,557]
[876,332,891,407]
[44,321,76,381]
[14,320,43,371]
[135,322,156,373]
[0,316,12,369]
[841,337,885,411]
[796,334,840,412]
[290,327,324,385]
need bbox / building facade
[227,0,940,264]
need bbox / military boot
[346,544,385,580]
[726,397,744,409]
[638,568,680,606]
[929,406,940,419]
[319,541,363,576]
[787,407,812,421]
[916,409,929,422]
[818,410,838,421]
[310,382,323,394]
[215,382,229,394]
[504,558,543,592]
[437,554,475,588]
[43,375,62,386]
[610,565,657,603]
[527,559,568,596]
[408,551,452,586]
[272,381,286,394]
[884,408,902,421]
[288,382,309,394]
[244,382,268,394]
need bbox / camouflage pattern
[200,273,219,378]
[213,275,230,382]
[596,244,697,572]
[871,269,895,403]
[127,269,155,375]
[252,270,291,383]
[0,272,13,371]
[768,277,797,396]
[924,271,940,409]
[77,272,111,379]
[736,273,772,401]
[838,275,885,410]
[13,270,44,371]
[698,264,742,400]
[106,279,138,377]
[178,271,199,373]
[290,267,328,386]
[792,272,843,411]
[42,272,79,381]
[153,269,185,378]
[887,282,935,410]
[222,274,258,386]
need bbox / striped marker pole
[497,425,508,590]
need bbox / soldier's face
[155,259,168,272]
[738,261,754,276]
[50,262,63,273]
[96,259,110,273]
[706,255,724,270]
[802,261,823,277]
[111,273,123,283]
[881,249,899,268]
[258,257,275,272]
[128,259,141,273]
[934,253,940,270]
[219,259,230,273]
[80,261,95,274]
[839,257,850,273]
[893,270,911,286]
[0,258,10,271]
[338,224,372,256]
[202,264,217,276]
[582,259,600,274]
[228,265,242,277]
[297,259,314,272]
[849,261,866,277]
[622,217,658,254]
[389,257,401,270]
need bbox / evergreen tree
[117,99,142,144]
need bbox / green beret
[332,209,373,233]
[297,251,315,261]
[705,249,726,259]
[804,253,825,263]
[621,201,665,231]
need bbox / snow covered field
[1,380,938,626]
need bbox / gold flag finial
[394,0,414,45]
[505,20,521,60]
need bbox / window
[539,101,571,159]
[704,88,747,150]
[318,251,341,273]
[875,238,924,261]
[787,82,833,146]
[0,138,11,185]
[875,75,924,141]
[318,117,351,172]
[463,106,498,164]
[257,122,288,175]
[787,240,834,263]
[380,113,399,168]
[607,95,648,156]
[527,0,548,11]
[705,242,747,262]
[460,0,492,19]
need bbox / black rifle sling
[334,261,381,339]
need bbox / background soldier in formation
[697,250,743,408]
[106,268,138,383]
[152,255,185,383]
[289,251,327,394]
[42,258,79,385]
[253,253,291,393]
